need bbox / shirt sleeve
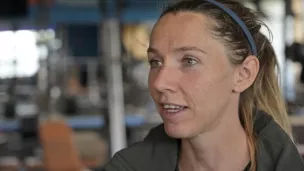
[102,152,132,171]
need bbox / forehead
[150,12,218,52]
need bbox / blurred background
[0,0,303,170]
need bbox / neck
[178,109,250,171]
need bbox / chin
[163,122,194,139]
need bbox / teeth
[163,104,184,109]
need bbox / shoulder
[254,111,304,171]
[103,124,178,171]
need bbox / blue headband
[205,0,258,57]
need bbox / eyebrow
[147,46,206,54]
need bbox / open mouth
[161,103,188,113]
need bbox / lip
[160,101,187,107]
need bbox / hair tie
[205,0,258,57]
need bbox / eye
[149,59,162,68]
[182,57,198,67]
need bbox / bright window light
[0,30,39,79]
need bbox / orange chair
[39,120,86,171]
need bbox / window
[0,30,39,78]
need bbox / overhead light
[122,24,150,61]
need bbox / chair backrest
[39,120,82,171]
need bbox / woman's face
[148,12,240,138]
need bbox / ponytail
[241,30,293,171]
[252,31,292,138]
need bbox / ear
[233,55,259,93]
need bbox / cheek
[179,70,233,133]
[148,70,158,96]
[148,72,154,89]
[183,68,233,112]
[148,72,153,88]
[183,69,217,95]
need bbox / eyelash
[148,56,199,68]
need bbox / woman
[104,0,304,170]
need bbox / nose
[151,66,178,93]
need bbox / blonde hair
[239,31,293,171]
